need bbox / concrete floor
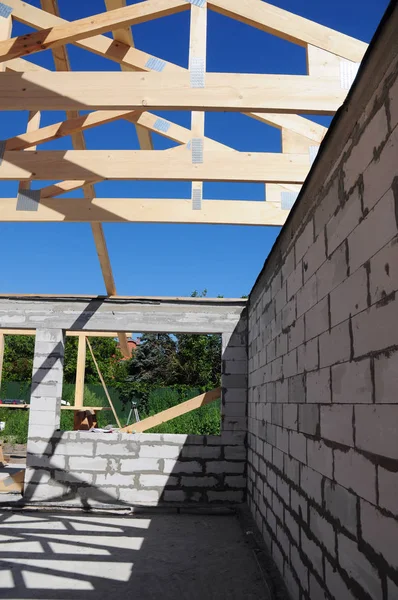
[0,511,271,600]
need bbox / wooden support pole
[0,333,4,392]
[0,11,11,73]
[86,338,122,428]
[121,387,221,433]
[74,334,86,409]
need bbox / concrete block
[325,560,356,600]
[334,448,376,504]
[300,465,322,505]
[288,374,306,403]
[222,402,246,417]
[352,298,398,358]
[327,188,362,256]
[291,544,308,591]
[222,374,248,389]
[374,351,398,404]
[222,389,247,403]
[181,445,221,460]
[306,368,331,403]
[96,442,131,456]
[378,466,398,515]
[332,359,372,404]
[321,405,353,447]
[309,575,328,600]
[305,297,329,342]
[53,442,95,457]
[289,431,307,464]
[272,404,283,426]
[284,455,300,485]
[290,489,307,522]
[297,338,319,373]
[140,474,177,487]
[309,506,335,557]
[223,359,247,376]
[296,274,317,318]
[69,457,107,471]
[181,476,218,487]
[330,267,368,327]
[55,470,94,485]
[314,176,340,237]
[275,378,288,404]
[388,579,398,600]
[28,424,59,439]
[206,461,245,474]
[319,320,351,368]
[307,439,333,479]
[363,128,398,211]
[207,491,244,502]
[118,488,159,504]
[276,426,289,454]
[120,458,160,472]
[273,447,284,472]
[284,564,301,600]
[343,106,388,192]
[303,231,326,283]
[355,405,398,459]
[94,473,134,486]
[26,439,53,455]
[26,482,69,502]
[222,345,247,362]
[361,499,398,569]
[163,490,186,502]
[299,405,319,436]
[35,329,64,343]
[284,509,299,544]
[30,380,63,399]
[317,241,348,301]
[275,332,288,358]
[222,415,247,431]
[32,354,64,372]
[24,467,51,485]
[225,475,246,488]
[275,281,287,315]
[324,480,357,535]
[139,445,181,459]
[282,298,296,329]
[287,263,303,301]
[29,410,60,427]
[338,534,383,600]
[27,453,65,470]
[283,404,298,430]
[163,460,202,474]
[301,530,323,576]
[272,493,284,521]
[224,446,246,460]
[370,237,398,305]
[288,316,305,352]
[283,349,298,378]
[296,219,314,264]
[349,188,397,273]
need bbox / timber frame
[0,0,367,346]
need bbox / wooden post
[0,10,12,73]
[74,334,86,408]
[86,338,122,428]
[0,333,4,393]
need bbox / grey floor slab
[0,511,270,600]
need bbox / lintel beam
[0,198,288,227]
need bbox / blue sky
[0,0,389,297]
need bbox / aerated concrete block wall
[23,305,248,506]
[247,27,398,600]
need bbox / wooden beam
[6,109,135,151]
[121,387,221,433]
[0,198,288,227]
[104,0,153,151]
[249,113,327,144]
[86,338,121,428]
[74,334,86,409]
[0,10,11,73]
[189,1,207,208]
[90,221,116,295]
[5,0,182,74]
[207,0,367,62]
[0,0,189,63]
[0,72,346,114]
[17,109,41,195]
[39,180,99,199]
[0,149,310,183]
[307,45,343,78]
[0,333,4,392]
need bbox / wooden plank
[86,338,121,428]
[0,149,310,183]
[207,0,367,62]
[74,334,86,409]
[0,333,4,392]
[282,130,316,154]
[0,72,346,114]
[104,0,153,150]
[189,1,207,206]
[17,110,41,195]
[0,10,11,73]
[249,113,327,144]
[307,45,342,77]
[117,333,132,358]
[39,180,100,199]
[0,0,189,63]
[5,0,183,74]
[121,387,221,433]
[0,197,287,226]
[0,404,111,410]
[0,469,24,494]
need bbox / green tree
[2,335,35,382]
[64,337,122,384]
